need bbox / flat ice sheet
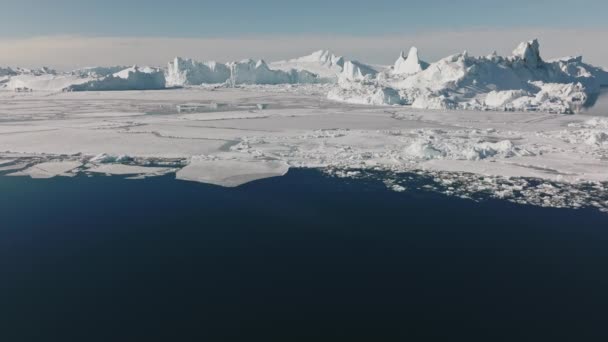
[176,157,289,187]
[9,161,81,179]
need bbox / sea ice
[1,42,607,210]
[86,164,173,176]
[9,160,81,179]
[176,156,289,187]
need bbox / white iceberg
[67,66,166,91]
[166,57,320,87]
[270,50,346,80]
[166,57,231,86]
[393,47,429,76]
[329,39,608,114]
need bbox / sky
[1,0,607,69]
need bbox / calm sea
[1,169,607,341]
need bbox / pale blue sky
[2,0,607,37]
[1,1,608,69]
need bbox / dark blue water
[1,169,608,342]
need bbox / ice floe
[9,160,81,179]
[176,156,289,187]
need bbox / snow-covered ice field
[1,85,607,211]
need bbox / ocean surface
[1,169,608,341]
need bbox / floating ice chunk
[176,157,289,187]
[0,162,30,172]
[9,161,81,179]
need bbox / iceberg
[1,39,606,114]
[5,74,92,92]
[73,66,129,78]
[393,47,429,76]
[341,60,378,81]
[166,57,231,86]
[330,39,608,114]
[67,66,166,91]
[166,57,320,87]
[512,39,542,68]
[270,50,346,80]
